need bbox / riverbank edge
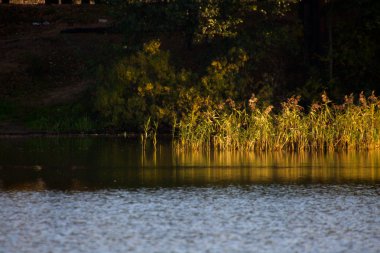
[0,132,139,138]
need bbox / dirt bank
[0,4,122,133]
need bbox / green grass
[25,103,96,133]
[0,100,17,121]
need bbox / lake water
[0,137,379,253]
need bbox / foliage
[106,0,300,47]
[102,0,307,104]
[26,103,95,133]
[95,36,257,131]
[95,40,186,131]
[201,47,249,100]
[92,0,380,145]
[331,0,380,93]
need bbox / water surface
[0,137,379,252]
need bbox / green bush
[95,40,187,131]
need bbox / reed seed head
[344,93,354,106]
[226,98,236,109]
[264,105,274,114]
[217,102,225,110]
[311,103,321,112]
[248,93,258,111]
[321,91,330,104]
[282,95,303,111]
[368,91,378,105]
[359,91,367,107]
[333,104,344,111]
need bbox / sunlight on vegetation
[1,0,379,144]
[91,1,379,145]
[174,92,380,151]
[95,39,380,151]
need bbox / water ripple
[0,185,379,253]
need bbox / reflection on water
[0,137,379,253]
[0,137,379,190]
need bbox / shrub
[95,40,189,131]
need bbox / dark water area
[1,137,380,190]
[0,137,379,252]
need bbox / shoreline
[0,132,139,138]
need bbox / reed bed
[174,92,380,151]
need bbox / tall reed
[174,92,380,151]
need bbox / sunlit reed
[174,92,380,151]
